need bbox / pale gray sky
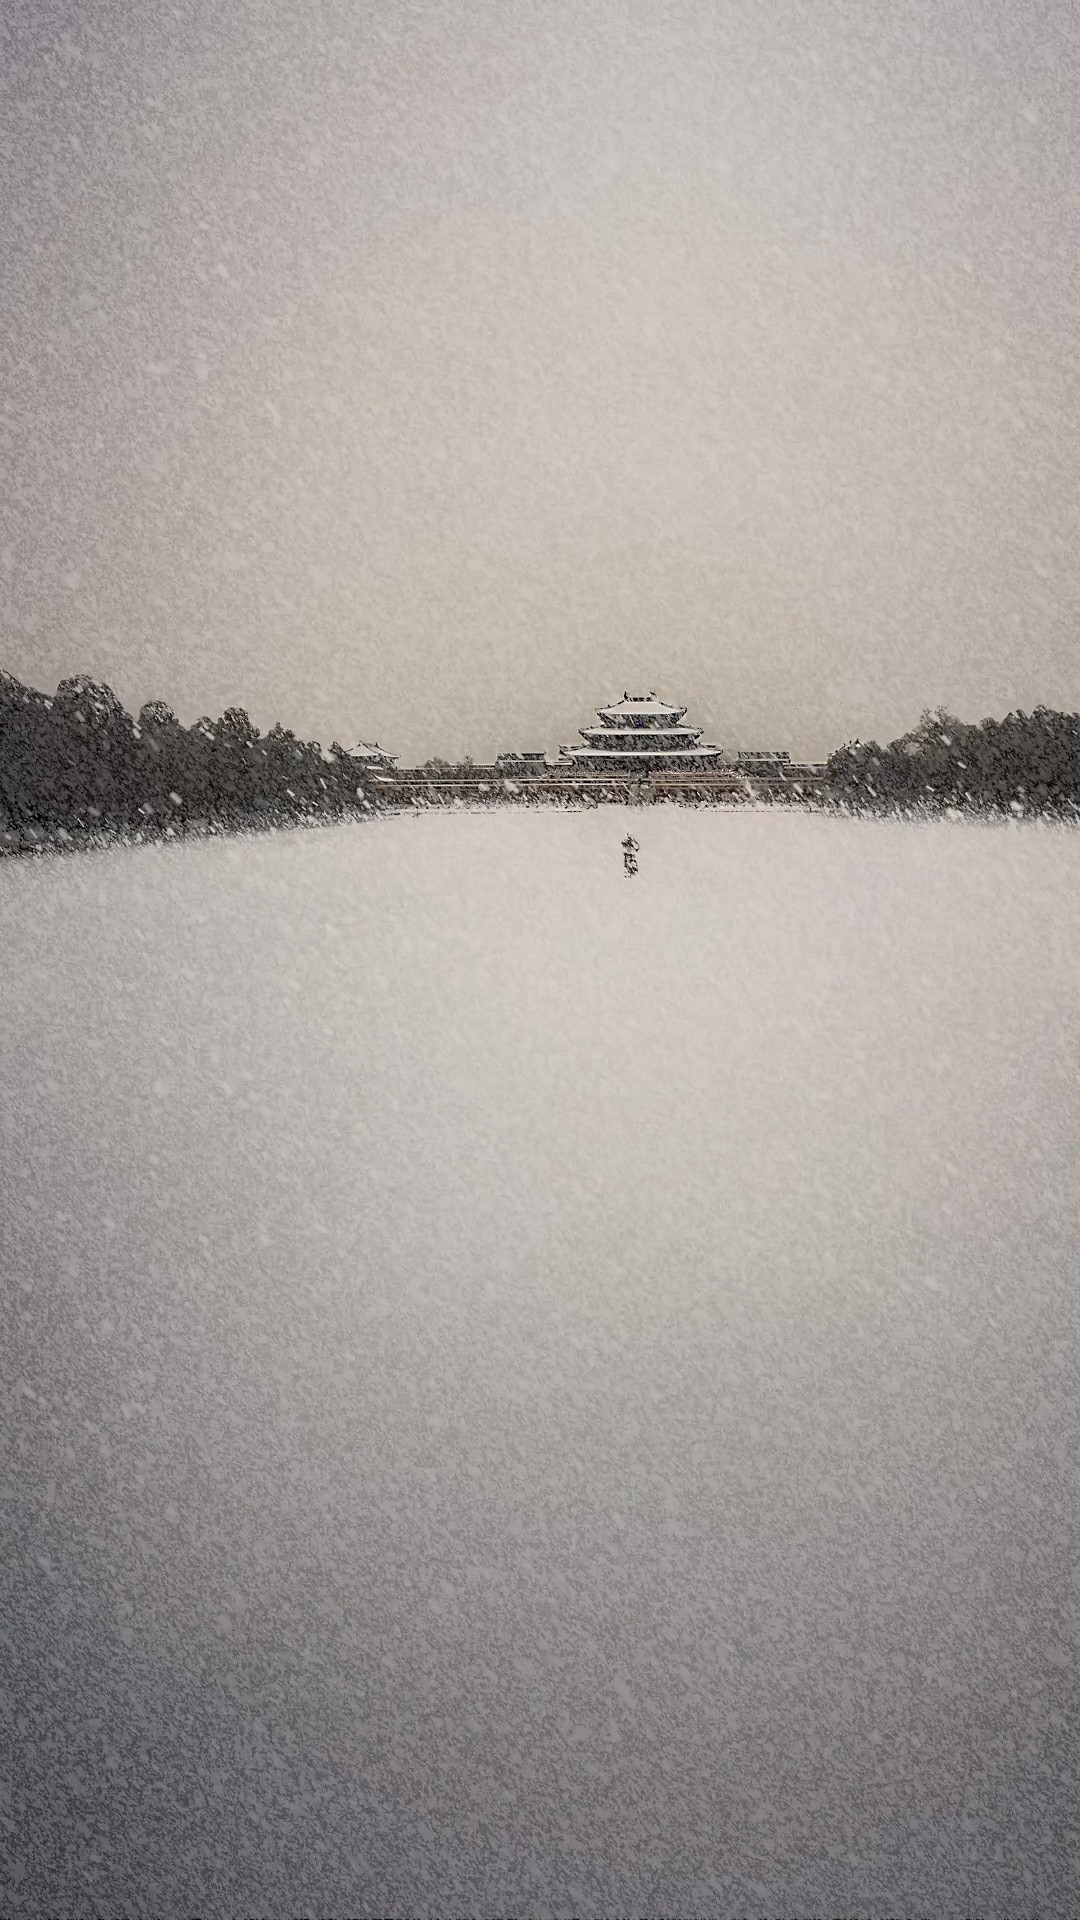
[3,0,1079,763]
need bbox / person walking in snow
[622,833,639,877]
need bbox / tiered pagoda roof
[559,692,724,770]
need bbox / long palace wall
[369,766,827,806]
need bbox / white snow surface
[3,806,1080,1915]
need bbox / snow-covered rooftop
[579,723,703,742]
[596,692,686,720]
[345,741,397,765]
[559,743,725,761]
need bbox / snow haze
[4,0,1080,757]
[3,808,1080,1912]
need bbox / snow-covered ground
[3,807,1080,1915]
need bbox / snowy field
[3,805,1080,1916]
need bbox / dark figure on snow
[622,833,639,877]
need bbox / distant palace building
[557,693,725,772]
[376,692,821,803]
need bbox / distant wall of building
[370,763,827,806]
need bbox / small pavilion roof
[345,741,397,764]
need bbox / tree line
[3,672,1080,853]
[825,706,1080,817]
[0,672,384,853]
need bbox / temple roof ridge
[597,691,686,720]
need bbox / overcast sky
[2,0,1079,763]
